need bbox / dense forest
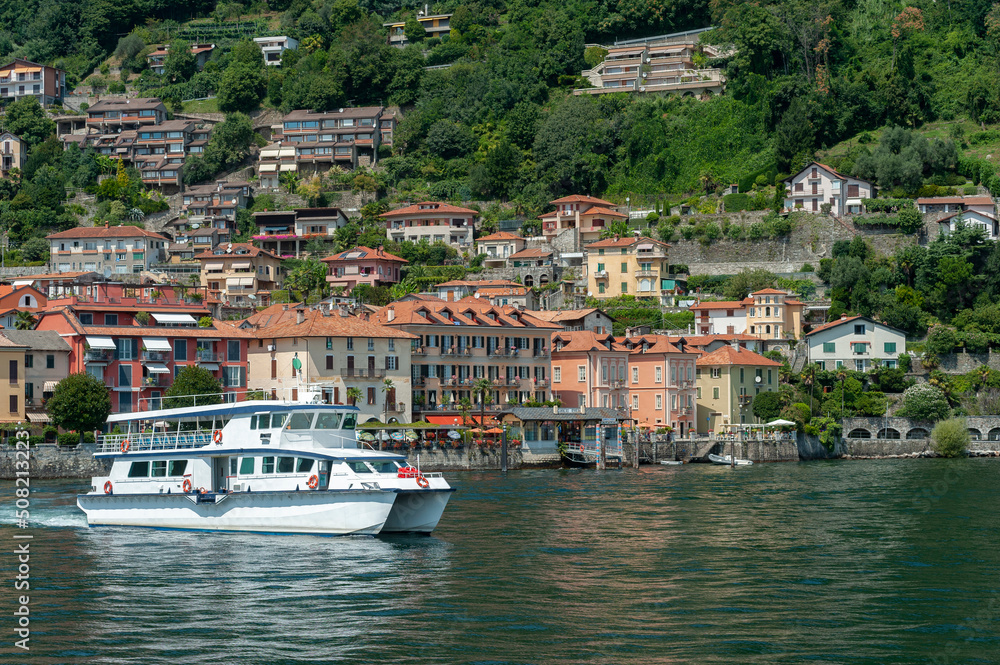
[4,0,1000,211]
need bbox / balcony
[594,270,608,279]
[441,347,456,356]
[386,402,405,413]
[506,376,524,386]
[412,347,427,356]
[488,348,509,358]
[141,350,169,363]
[533,348,550,358]
[196,351,221,363]
[635,270,659,278]
[340,368,387,379]
[533,379,549,388]
[142,375,170,387]
[440,377,456,386]
[85,349,114,363]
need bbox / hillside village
[2,3,1000,458]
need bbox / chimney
[387,307,395,322]
[841,313,848,320]
[104,221,109,229]
[282,304,289,311]
[730,338,739,350]
[297,309,305,324]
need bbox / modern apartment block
[252,207,351,257]
[85,98,169,133]
[47,224,169,276]
[257,107,384,185]
[254,36,298,66]
[384,10,453,47]
[370,300,562,416]
[540,195,625,244]
[0,58,66,106]
[382,201,477,250]
[574,30,725,98]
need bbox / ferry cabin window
[271,413,287,428]
[250,415,257,429]
[168,460,188,476]
[151,460,167,477]
[315,412,342,429]
[240,457,255,475]
[342,413,357,430]
[296,458,315,473]
[368,460,400,474]
[277,456,296,473]
[128,461,150,478]
[346,461,373,474]
[262,457,275,473]
[287,412,315,430]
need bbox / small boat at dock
[708,453,753,466]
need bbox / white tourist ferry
[77,396,454,535]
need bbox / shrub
[930,417,969,457]
[898,353,913,373]
[926,325,959,355]
[722,192,749,212]
[58,431,82,447]
[898,383,951,421]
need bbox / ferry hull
[381,490,454,534]
[76,491,397,536]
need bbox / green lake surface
[2,459,998,664]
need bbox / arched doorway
[848,428,871,439]
[878,428,900,439]
[906,428,928,440]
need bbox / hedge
[860,198,915,213]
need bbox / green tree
[898,383,951,421]
[722,268,777,300]
[473,377,492,434]
[203,113,257,171]
[164,366,223,408]
[19,237,49,262]
[346,386,362,406]
[13,311,36,330]
[46,373,112,437]
[1,97,56,148]
[164,39,196,82]
[931,417,969,457]
[403,16,425,43]
[218,64,266,113]
[752,391,782,422]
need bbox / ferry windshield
[345,461,373,474]
[368,460,401,474]
[315,413,342,429]
[287,412,314,430]
[342,413,356,430]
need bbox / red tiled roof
[696,345,782,367]
[583,206,627,218]
[508,248,553,259]
[242,303,416,339]
[321,246,407,263]
[379,201,478,217]
[46,226,168,240]
[193,243,281,260]
[805,315,864,336]
[750,288,788,295]
[550,195,615,206]
[587,235,666,249]
[690,300,745,311]
[551,330,628,352]
[371,300,562,329]
[477,231,522,242]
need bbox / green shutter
[884,342,896,354]
[823,342,835,353]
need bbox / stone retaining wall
[0,444,112,480]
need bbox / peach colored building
[321,245,406,292]
[746,288,805,340]
[541,195,626,244]
[621,335,699,436]
[550,331,630,411]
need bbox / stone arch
[906,428,929,440]
[878,428,900,440]
[848,428,871,439]
[524,274,534,288]
[989,428,1000,441]
[539,273,550,286]
[968,428,982,441]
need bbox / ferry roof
[107,400,360,423]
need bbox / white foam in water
[3,509,90,529]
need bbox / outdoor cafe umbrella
[484,427,504,435]
[357,431,376,442]
[764,419,796,427]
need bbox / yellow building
[695,344,782,434]
[586,235,672,302]
[0,332,28,423]
[745,288,806,340]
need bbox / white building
[805,315,906,371]
[46,225,169,277]
[253,36,298,66]
[689,300,748,335]
[783,162,875,216]
[938,210,999,239]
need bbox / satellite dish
[755,376,762,383]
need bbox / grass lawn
[817,119,1000,168]
[181,97,219,113]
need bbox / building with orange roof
[527,308,614,334]
[434,279,523,302]
[195,243,282,310]
[371,299,563,417]
[746,288,805,340]
[541,194,625,244]
[146,43,215,75]
[34,300,254,414]
[243,302,418,422]
[695,342,782,432]
[0,58,66,106]
[917,195,995,216]
[47,224,169,276]
[621,334,700,435]
[382,201,477,250]
[586,235,677,303]
[805,314,906,372]
[550,330,630,411]
[476,231,526,267]
[783,161,875,216]
[690,300,748,335]
[0,283,46,329]
[321,245,406,292]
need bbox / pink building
[550,330,630,410]
[322,246,407,292]
[382,201,477,250]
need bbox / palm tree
[13,311,36,330]
[801,363,818,412]
[458,397,472,444]
[835,368,848,417]
[381,378,395,422]
[977,364,992,392]
[473,378,492,434]
[346,387,362,407]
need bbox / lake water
[2,459,1000,664]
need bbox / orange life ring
[199,487,208,494]
[120,439,130,453]
[307,475,319,489]
[182,478,193,493]
[213,429,223,444]
[416,475,430,489]
[103,481,113,494]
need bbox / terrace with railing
[96,431,214,454]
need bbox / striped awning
[26,412,51,423]
[146,363,170,374]
[43,380,59,392]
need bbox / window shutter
[384,355,390,370]
[326,355,334,370]
[132,338,139,359]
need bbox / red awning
[424,414,496,426]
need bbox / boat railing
[96,431,214,454]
